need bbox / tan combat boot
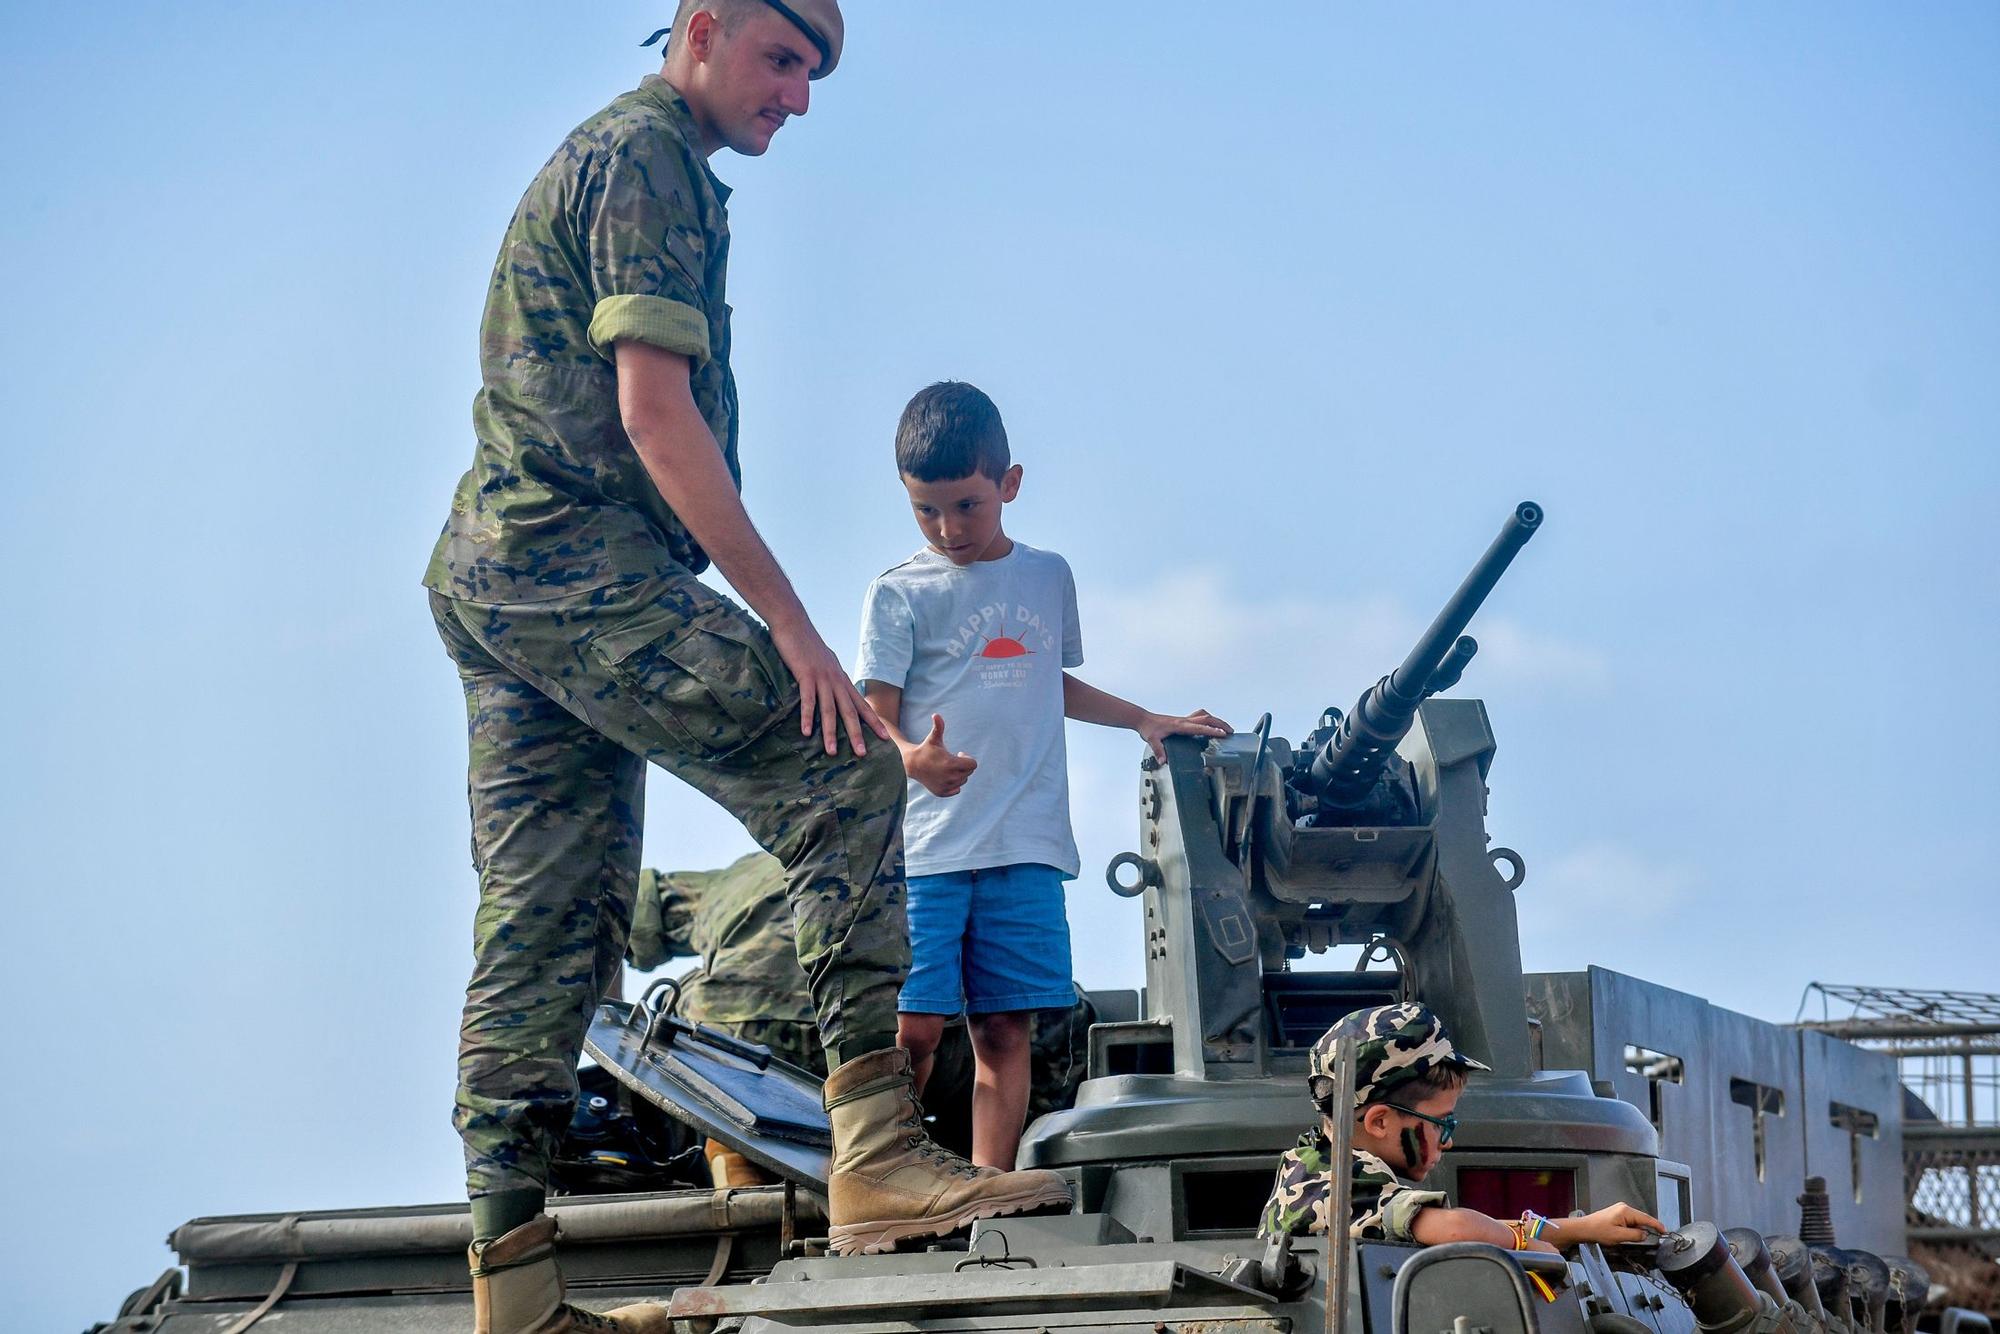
[822,1046,1072,1256]
[468,1215,670,1333]
[705,1137,773,1188]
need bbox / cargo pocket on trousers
[589,593,793,760]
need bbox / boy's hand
[1555,1203,1665,1247]
[904,714,977,797]
[1136,709,1233,763]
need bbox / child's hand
[1553,1203,1665,1247]
[1136,709,1233,762]
[905,714,977,798]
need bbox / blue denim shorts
[898,863,1075,1015]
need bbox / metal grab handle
[953,1228,1037,1271]
[1489,847,1527,890]
[636,977,686,1052]
[639,976,684,1017]
[1105,852,1160,898]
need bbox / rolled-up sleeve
[1376,1183,1449,1242]
[588,294,709,361]
[582,136,714,360]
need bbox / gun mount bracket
[1107,852,1161,898]
[1489,847,1527,890]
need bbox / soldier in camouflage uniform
[627,852,827,1187]
[1259,1003,1662,1255]
[630,850,1096,1102]
[426,3,1065,1327]
[629,852,825,1077]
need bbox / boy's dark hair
[895,381,1011,482]
[1318,1061,1469,1116]
[1382,1062,1468,1103]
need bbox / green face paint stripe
[1399,1126,1426,1174]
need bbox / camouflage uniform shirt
[628,853,814,1026]
[425,75,738,603]
[1258,1128,1448,1242]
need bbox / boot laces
[899,1091,986,1179]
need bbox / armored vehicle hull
[90,508,1975,1334]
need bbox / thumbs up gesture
[905,713,978,798]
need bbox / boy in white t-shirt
[856,381,1230,1169]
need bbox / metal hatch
[583,982,831,1189]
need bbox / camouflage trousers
[430,575,909,1198]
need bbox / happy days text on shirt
[942,602,1062,661]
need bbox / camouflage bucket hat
[1308,1001,1491,1113]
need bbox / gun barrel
[1389,501,1543,698]
[1306,501,1543,808]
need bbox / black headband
[641,0,830,74]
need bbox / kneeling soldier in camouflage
[629,853,1097,1184]
[1261,1003,1662,1253]
[425,4,1067,1328]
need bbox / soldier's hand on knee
[774,620,890,756]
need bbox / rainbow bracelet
[1517,1212,1558,1301]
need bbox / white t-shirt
[856,542,1084,878]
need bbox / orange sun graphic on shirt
[977,628,1034,659]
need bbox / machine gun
[1094,502,1554,1084]
[1294,500,1542,824]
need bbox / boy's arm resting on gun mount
[1059,673,1231,762]
[859,681,977,798]
[1408,1200,1662,1253]
[614,341,888,758]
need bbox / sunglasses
[1384,1102,1458,1145]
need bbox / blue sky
[3,4,1995,1328]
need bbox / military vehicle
[90,504,1987,1334]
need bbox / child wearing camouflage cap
[1259,1002,1664,1253]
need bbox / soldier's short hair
[895,381,1012,483]
[666,0,764,54]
